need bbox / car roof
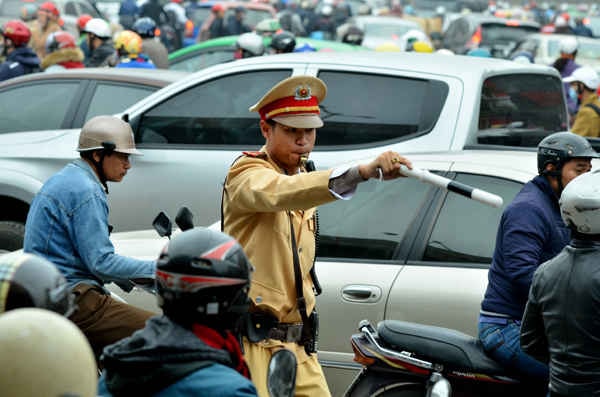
[0,68,189,88]
[527,32,600,44]
[168,34,364,60]
[194,1,275,11]
[352,15,421,27]
[204,51,556,79]
[458,14,541,29]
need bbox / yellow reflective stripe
[265,105,320,119]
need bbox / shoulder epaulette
[242,151,267,159]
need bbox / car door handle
[342,285,382,303]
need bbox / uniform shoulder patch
[242,151,267,159]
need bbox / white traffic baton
[398,165,504,208]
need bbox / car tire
[0,221,25,253]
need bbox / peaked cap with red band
[249,75,327,129]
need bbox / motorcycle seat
[377,320,506,375]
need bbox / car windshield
[224,9,272,28]
[481,23,539,46]
[547,39,600,61]
[0,0,26,18]
[477,73,568,147]
[189,8,212,26]
[363,22,414,38]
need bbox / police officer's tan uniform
[571,93,600,138]
[223,76,335,396]
[224,151,335,396]
[223,75,413,396]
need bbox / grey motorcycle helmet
[0,252,75,316]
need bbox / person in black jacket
[521,170,600,397]
[479,132,598,393]
[0,20,39,81]
[97,228,257,396]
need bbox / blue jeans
[478,321,549,380]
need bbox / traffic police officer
[221,75,412,396]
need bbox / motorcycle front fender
[344,367,425,397]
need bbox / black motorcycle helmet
[156,228,252,329]
[0,252,75,316]
[537,132,598,174]
[270,30,296,53]
[341,25,364,45]
[537,131,599,193]
[133,17,157,38]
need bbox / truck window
[316,70,449,148]
[477,73,568,148]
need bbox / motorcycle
[344,319,547,397]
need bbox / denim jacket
[24,159,155,291]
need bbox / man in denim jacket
[24,115,156,358]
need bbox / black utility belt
[246,311,319,353]
[267,322,304,343]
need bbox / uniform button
[256,296,263,303]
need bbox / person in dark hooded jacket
[0,20,40,82]
[479,132,598,393]
[97,228,257,397]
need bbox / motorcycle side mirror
[152,211,172,239]
[267,349,297,397]
[175,206,194,231]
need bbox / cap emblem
[295,85,312,101]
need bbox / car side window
[78,1,101,17]
[317,177,431,260]
[316,71,448,147]
[64,2,77,15]
[169,49,235,72]
[423,173,521,264]
[84,83,156,125]
[136,70,291,145]
[477,74,568,147]
[0,82,80,133]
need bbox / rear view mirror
[175,206,194,231]
[152,212,172,238]
[267,349,296,397]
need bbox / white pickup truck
[0,52,577,250]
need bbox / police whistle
[300,155,309,167]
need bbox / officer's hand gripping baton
[398,165,503,208]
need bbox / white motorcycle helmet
[235,32,264,58]
[0,308,97,397]
[560,171,600,235]
[400,29,430,51]
[83,17,111,39]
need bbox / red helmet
[1,20,32,47]
[39,1,60,17]
[45,31,77,54]
[77,14,92,31]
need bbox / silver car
[109,149,589,396]
[0,52,568,253]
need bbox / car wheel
[0,221,25,253]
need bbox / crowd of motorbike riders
[2,1,600,397]
[0,0,365,81]
[0,70,598,396]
